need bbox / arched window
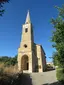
[25,28,28,32]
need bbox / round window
[24,44,27,48]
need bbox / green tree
[0,0,9,16]
[0,55,17,66]
[52,52,58,66]
[10,54,18,66]
[51,5,64,68]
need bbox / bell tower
[18,11,34,72]
[21,10,34,45]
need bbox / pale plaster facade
[17,11,46,73]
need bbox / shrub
[0,63,5,75]
[0,63,18,75]
[56,68,64,83]
[4,64,18,74]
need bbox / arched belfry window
[25,28,28,32]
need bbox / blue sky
[0,0,64,62]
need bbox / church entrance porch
[21,55,29,71]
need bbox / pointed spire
[25,10,31,24]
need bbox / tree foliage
[51,5,64,67]
[52,52,58,66]
[0,55,17,66]
[0,0,9,16]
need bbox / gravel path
[30,70,63,85]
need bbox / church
[17,11,46,73]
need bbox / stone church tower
[17,11,46,73]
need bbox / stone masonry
[17,11,46,73]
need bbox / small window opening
[25,28,28,32]
[24,44,27,48]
